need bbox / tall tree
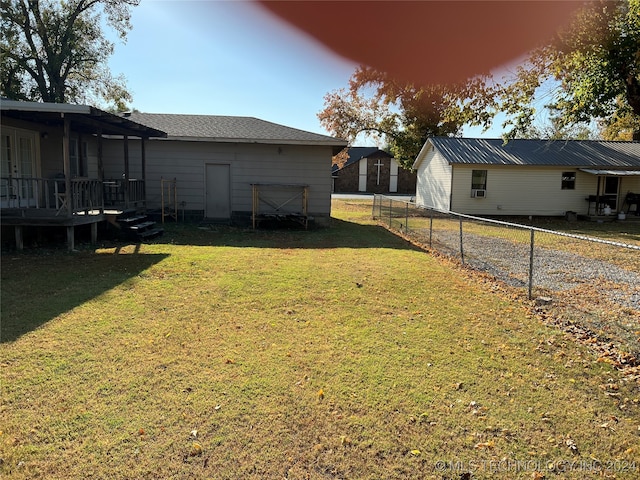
[318,66,493,169]
[1,0,139,110]
[496,0,640,140]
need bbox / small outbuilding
[102,113,347,226]
[332,147,416,195]
[413,137,640,217]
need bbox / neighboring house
[102,112,347,226]
[413,137,640,217]
[332,147,416,195]
[1,99,166,250]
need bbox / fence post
[429,208,433,248]
[405,202,409,233]
[459,216,465,264]
[389,197,393,228]
[372,194,377,219]
[528,228,535,300]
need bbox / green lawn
[1,200,638,479]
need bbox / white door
[205,164,231,219]
[1,128,37,207]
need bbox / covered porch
[1,100,166,250]
[580,168,640,220]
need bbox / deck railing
[1,177,148,214]
[103,178,145,209]
[1,177,105,214]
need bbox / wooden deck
[1,209,105,251]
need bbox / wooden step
[128,221,155,231]
[138,227,164,239]
[118,215,147,224]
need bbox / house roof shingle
[332,147,392,173]
[417,137,640,169]
[122,112,346,147]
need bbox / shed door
[205,164,230,219]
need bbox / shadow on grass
[1,218,420,343]
[146,218,422,250]
[1,251,169,343]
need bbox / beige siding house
[413,138,640,217]
[103,113,346,226]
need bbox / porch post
[595,176,601,214]
[62,116,72,218]
[97,128,104,181]
[141,137,147,206]
[123,135,130,208]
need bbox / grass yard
[1,199,639,479]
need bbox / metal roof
[122,112,347,147]
[580,168,640,176]
[0,99,166,138]
[417,137,640,169]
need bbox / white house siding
[102,139,333,224]
[415,147,452,210]
[619,177,640,210]
[451,165,601,216]
[622,177,640,193]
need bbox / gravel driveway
[418,228,640,312]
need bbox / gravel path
[415,228,640,312]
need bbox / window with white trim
[561,171,576,190]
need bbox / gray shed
[102,113,347,226]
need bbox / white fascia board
[412,139,434,170]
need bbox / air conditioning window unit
[471,189,486,198]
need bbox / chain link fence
[373,194,640,357]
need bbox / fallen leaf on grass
[409,449,421,456]
[317,389,324,400]
[474,440,495,449]
[190,442,203,456]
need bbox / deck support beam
[91,222,98,245]
[14,226,23,251]
[67,226,75,251]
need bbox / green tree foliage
[1,0,139,110]
[496,0,640,140]
[318,66,494,169]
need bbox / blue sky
[108,0,503,141]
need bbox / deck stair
[116,210,164,241]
